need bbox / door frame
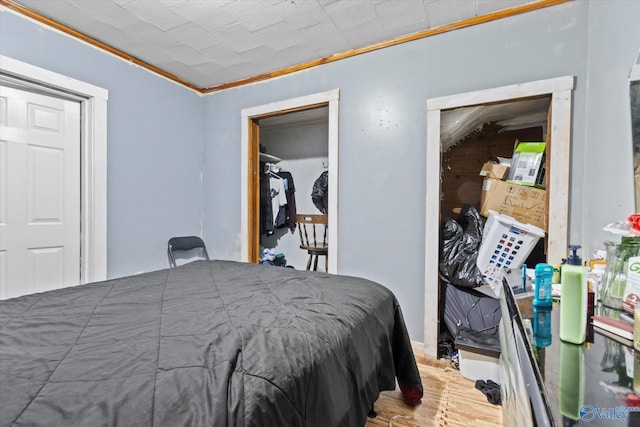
[0,55,108,284]
[423,76,574,356]
[240,89,339,273]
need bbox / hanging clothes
[270,174,287,229]
[260,168,274,235]
[260,163,298,235]
[274,170,297,232]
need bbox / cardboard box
[457,349,500,383]
[622,256,640,315]
[479,162,510,180]
[507,142,546,188]
[480,178,547,231]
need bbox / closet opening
[424,76,574,357]
[440,96,550,261]
[258,106,330,271]
[240,89,340,273]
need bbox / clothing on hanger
[274,170,297,232]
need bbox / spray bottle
[559,245,588,344]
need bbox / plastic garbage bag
[311,171,328,214]
[439,204,484,288]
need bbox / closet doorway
[240,89,339,273]
[423,76,574,356]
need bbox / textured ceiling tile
[340,19,388,49]
[322,0,377,32]
[375,0,429,32]
[200,44,249,67]
[125,43,172,63]
[207,22,261,52]
[424,0,478,28]
[11,0,549,89]
[78,20,140,48]
[252,21,300,52]
[226,61,263,77]
[316,0,339,6]
[295,19,348,56]
[64,0,131,22]
[191,64,237,86]
[279,0,326,31]
[221,0,286,32]
[124,0,191,32]
[239,45,285,69]
[154,60,201,81]
[238,43,278,58]
[165,23,212,51]
[156,0,189,7]
[278,43,320,63]
[15,0,95,27]
[172,1,236,32]
[164,43,204,64]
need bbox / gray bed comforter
[0,260,422,427]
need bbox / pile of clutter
[260,248,289,267]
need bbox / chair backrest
[296,214,328,250]
[167,236,210,268]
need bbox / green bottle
[559,341,584,420]
[559,245,587,344]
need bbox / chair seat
[301,245,328,254]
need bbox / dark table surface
[511,291,640,426]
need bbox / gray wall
[0,9,206,278]
[581,1,640,254]
[203,0,640,341]
[3,1,640,343]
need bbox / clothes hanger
[265,162,283,178]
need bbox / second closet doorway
[240,89,340,273]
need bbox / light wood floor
[365,356,503,427]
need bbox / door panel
[0,84,80,299]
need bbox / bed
[0,260,423,426]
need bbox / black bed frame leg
[368,405,377,418]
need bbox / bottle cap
[567,244,582,265]
[535,263,554,275]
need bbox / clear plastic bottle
[533,263,554,307]
[559,245,588,344]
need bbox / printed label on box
[480,178,547,231]
[622,256,640,314]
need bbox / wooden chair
[296,214,328,272]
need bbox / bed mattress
[0,260,422,426]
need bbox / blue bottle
[533,306,552,348]
[533,263,554,307]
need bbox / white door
[0,83,81,299]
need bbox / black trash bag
[439,204,485,288]
[311,171,328,214]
